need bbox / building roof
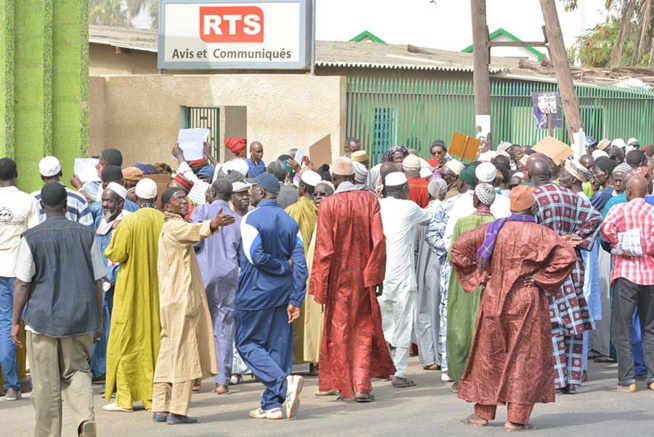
[349,30,387,44]
[461,28,545,62]
[88,25,654,88]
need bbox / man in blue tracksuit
[236,172,308,420]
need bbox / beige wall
[90,44,159,76]
[90,74,346,167]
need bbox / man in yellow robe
[152,187,236,425]
[102,179,164,412]
[303,181,335,366]
[285,170,322,364]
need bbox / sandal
[192,379,202,392]
[461,414,488,426]
[424,364,441,371]
[504,421,536,431]
[391,376,416,388]
[336,396,356,403]
[355,392,374,403]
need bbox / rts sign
[159,0,314,70]
[199,7,264,43]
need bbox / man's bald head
[525,152,548,175]
[579,154,595,170]
[626,175,649,201]
[380,162,400,184]
[528,157,552,188]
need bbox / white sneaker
[441,371,453,383]
[249,407,283,420]
[284,375,304,419]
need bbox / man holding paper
[601,175,654,393]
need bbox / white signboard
[159,0,314,70]
[537,92,558,114]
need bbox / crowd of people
[1,133,654,436]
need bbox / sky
[137,0,608,52]
[315,0,607,50]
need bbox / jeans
[611,278,654,385]
[0,277,18,390]
[90,287,113,379]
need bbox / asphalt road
[2,358,653,437]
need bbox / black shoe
[153,413,169,423]
[167,414,198,424]
[561,384,577,394]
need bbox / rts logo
[200,6,264,43]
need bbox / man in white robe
[378,172,432,388]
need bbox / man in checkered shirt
[601,175,654,393]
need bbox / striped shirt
[601,198,654,286]
[32,183,93,227]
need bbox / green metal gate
[182,106,221,160]
[346,77,654,164]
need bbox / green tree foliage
[564,0,654,66]
[89,0,127,26]
[88,0,158,29]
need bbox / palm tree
[89,0,127,27]
[125,0,152,23]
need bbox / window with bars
[181,106,221,160]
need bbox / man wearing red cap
[451,185,576,431]
[225,138,247,159]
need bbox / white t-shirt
[0,186,40,277]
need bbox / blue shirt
[236,199,307,310]
[191,199,242,291]
[246,158,266,178]
[646,195,654,206]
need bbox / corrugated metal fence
[346,77,654,164]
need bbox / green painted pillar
[0,0,88,192]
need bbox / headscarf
[460,162,480,187]
[474,183,496,206]
[384,146,409,163]
[225,137,247,155]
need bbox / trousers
[0,277,18,390]
[612,278,654,385]
[236,305,291,410]
[152,380,193,416]
[90,287,113,378]
[475,403,534,425]
[27,332,95,437]
[205,282,235,386]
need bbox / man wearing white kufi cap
[31,156,93,226]
[102,177,165,412]
[285,169,322,365]
[441,159,465,200]
[378,172,432,388]
[135,178,159,209]
[90,181,132,382]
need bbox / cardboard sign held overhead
[309,134,332,167]
[533,136,573,166]
[449,132,481,161]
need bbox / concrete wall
[90,44,158,76]
[90,74,346,168]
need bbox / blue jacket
[236,199,307,310]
